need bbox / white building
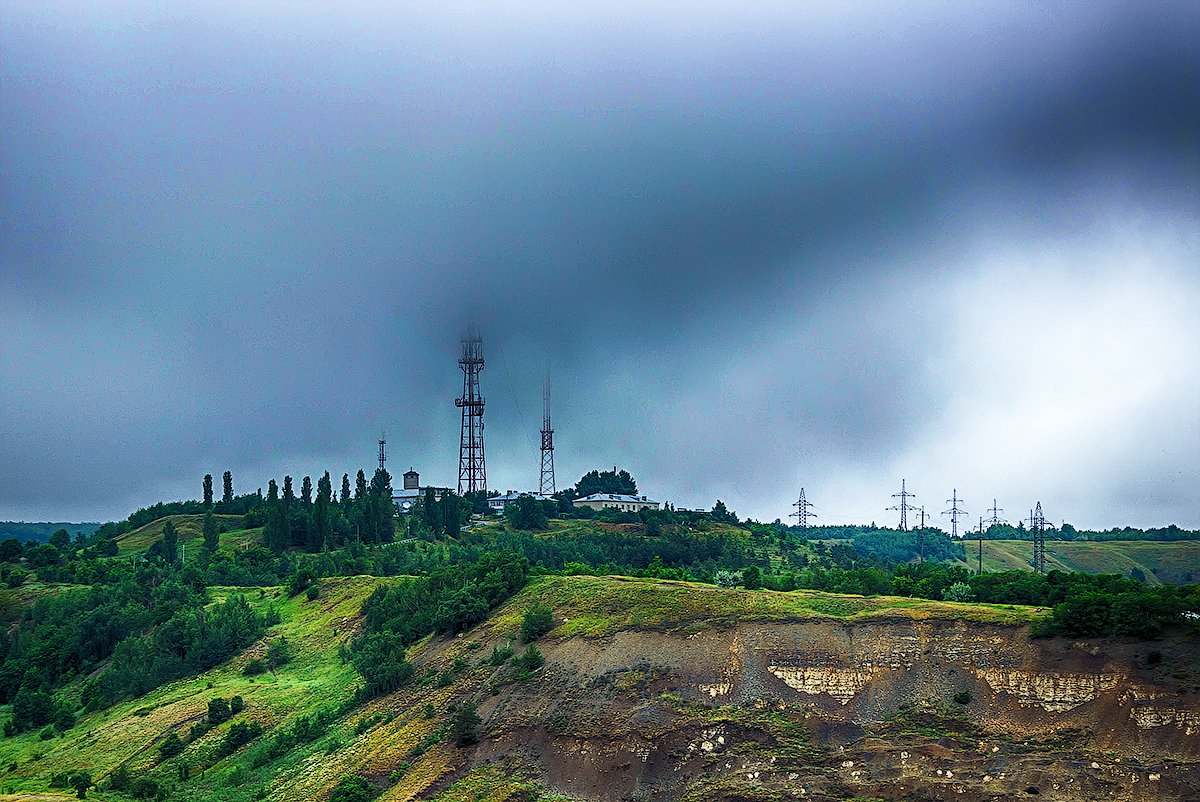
[488,491,541,511]
[573,493,661,512]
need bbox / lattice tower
[790,488,816,529]
[942,489,967,539]
[456,330,487,494]
[1029,502,1048,574]
[888,479,916,531]
[539,375,555,497]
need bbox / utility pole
[456,328,487,494]
[977,517,984,575]
[790,488,816,529]
[942,489,967,539]
[1028,502,1048,574]
[916,506,927,564]
[888,480,916,531]
[539,375,555,497]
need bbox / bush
[230,695,244,715]
[329,775,374,802]
[159,731,184,759]
[450,701,481,747]
[243,659,266,676]
[208,697,231,725]
[516,644,544,672]
[942,582,975,603]
[713,570,741,588]
[306,583,321,601]
[266,638,292,670]
[218,720,263,757]
[742,566,762,590]
[953,690,972,705]
[488,644,513,666]
[520,603,554,642]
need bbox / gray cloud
[1,1,1196,528]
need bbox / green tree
[341,473,352,505]
[203,474,214,507]
[161,520,178,565]
[48,528,71,552]
[329,776,373,802]
[301,475,313,508]
[450,701,481,746]
[159,731,184,759]
[742,565,761,590]
[202,511,219,553]
[208,697,231,725]
[69,771,91,799]
[282,476,295,548]
[942,582,975,602]
[520,602,554,642]
[312,471,333,551]
[355,470,367,501]
[264,479,284,554]
[574,469,637,498]
[506,494,547,531]
[222,470,233,504]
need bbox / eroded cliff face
[461,617,1200,802]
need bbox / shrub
[713,570,741,588]
[243,659,266,676]
[488,644,513,666]
[520,603,554,642]
[516,644,544,672]
[306,583,321,601]
[159,731,184,759]
[742,566,762,590]
[329,775,374,802]
[230,695,245,715]
[218,721,263,757]
[266,638,292,670]
[422,703,436,719]
[953,690,972,705]
[450,701,481,747]
[208,697,231,725]
[942,582,975,603]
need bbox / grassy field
[964,539,1200,585]
[114,514,264,558]
[488,575,1047,639]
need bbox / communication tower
[378,432,387,472]
[456,329,487,494]
[790,488,816,529]
[539,375,555,497]
[888,479,916,531]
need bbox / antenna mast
[378,432,387,472]
[456,329,487,494]
[942,489,967,539]
[539,375,555,497]
[888,479,916,531]
[790,488,816,529]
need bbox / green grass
[969,539,1200,585]
[488,575,1046,640]
[115,514,250,555]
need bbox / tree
[742,565,761,590]
[264,480,284,554]
[161,520,178,565]
[203,474,213,507]
[355,470,367,501]
[941,582,975,602]
[520,602,553,642]
[301,475,313,508]
[282,476,295,548]
[312,471,333,551]
[506,494,547,531]
[450,701,481,746]
[574,469,637,498]
[222,470,234,504]
[69,771,92,800]
[208,697,231,725]
[159,731,184,759]
[329,776,373,802]
[48,528,71,552]
[202,512,219,553]
[341,473,352,505]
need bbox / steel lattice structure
[539,375,555,497]
[456,330,487,495]
[1029,501,1048,574]
[942,488,967,539]
[790,487,815,528]
[888,479,916,531]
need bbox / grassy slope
[0,576,392,802]
[115,514,263,557]
[0,573,1045,802]
[967,539,1200,585]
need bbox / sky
[1,1,1197,531]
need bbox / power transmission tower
[790,488,816,529]
[986,499,1005,529]
[378,432,387,473]
[456,329,487,495]
[942,489,967,539]
[539,375,555,497]
[1028,502,1048,574]
[888,479,916,531]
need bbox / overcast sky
[2,1,1197,531]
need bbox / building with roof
[573,493,661,512]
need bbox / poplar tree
[265,480,283,554]
[203,474,213,508]
[301,476,313,508]
[312,471,333,551]
[282,477,295,548]
[161,520,178,565]
[222,471,233,504]
[341,473,351,505]
[203,511,219,553]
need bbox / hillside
[115,514,262,555]
[966,539,1200,585]
[1,575,1197,802]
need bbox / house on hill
[573,493,661,512]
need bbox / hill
[962,538,1200,585]
[1,574,1197,802]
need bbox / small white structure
[573,493,661,512]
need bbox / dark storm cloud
[1,1,1196,527]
